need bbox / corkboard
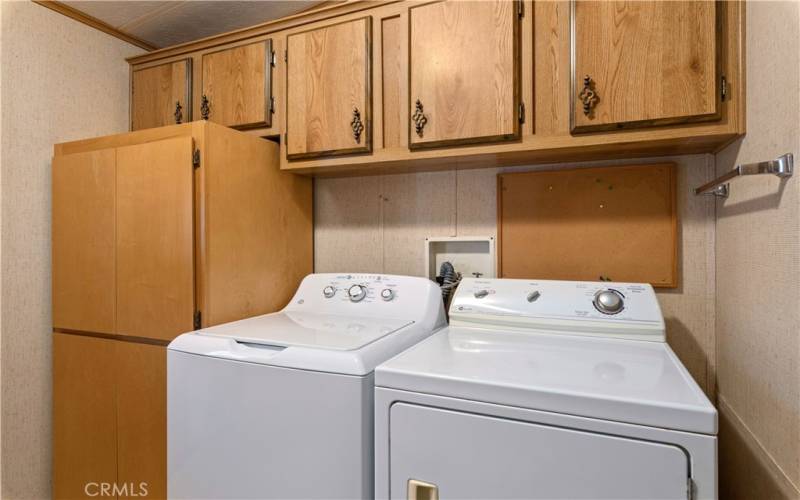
[498,164,677,287]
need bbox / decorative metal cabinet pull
[174,101,183,124]
[578,75,599,117]
[351,107,364,143]
[200,94,210,120]
[412,100,428,137]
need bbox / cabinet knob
[578,75,599,117]
[351,107,364,143]
[412,99,428,137]
[174,101,183,124]
[200,94,210,120]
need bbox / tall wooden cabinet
[131,59,192,131]
[52,121,313,499]
[571,0,719,132]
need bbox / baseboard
[718,396,800,499]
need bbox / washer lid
[375,327,717,435]
[197,311,414,351]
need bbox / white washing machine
[375,278,717,500]
[168,273,445,499]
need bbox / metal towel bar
[695,153,793,198]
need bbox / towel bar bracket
[695,153,793,199]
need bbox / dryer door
[390,403,690,499]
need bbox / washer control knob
[323,286,336,298]
[380,289,395,301]
[594,289,624,314]
[474,289,489,299]
[527,290,541,303]
[347,284,367,302]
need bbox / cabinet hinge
[284,49,288,63]
[270,96,275,114]
[720,75,728,102]
[517,0,524,18]
[284,132,288,144]
[193,311,202,330]
[192,149,200,168]
[518,102,526,124]
[686,478,694,500]
[270,50,277,67]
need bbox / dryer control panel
[449,278,665,342]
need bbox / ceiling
[63,1,325,49]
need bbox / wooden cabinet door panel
[53,333,117,499]
[52,149,116,333]
[201,40,273,129]
[131,59,192,131]
[116,342,167,500]
[286,17,372,160]
[116,137,195,341]
[572,1,718,132]
[409,0,520,149]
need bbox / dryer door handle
[408,479,438,500]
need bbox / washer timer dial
[347,284,368,302]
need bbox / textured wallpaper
[714,2,800,498]
[0,3,142,497]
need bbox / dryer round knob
[593,289,624,314]
[380,289,395,301]
[348,284,368,302]
[323,286,336,298]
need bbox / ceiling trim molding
[32,1,158,51]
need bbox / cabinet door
[201,40,273,129]
[286,18,372,160]
[409,1,520,149]
[131,59,192,131]
[53,333,117,499]
[116,137,195,341]
[116,341,167,500]
[52,149,116,334]
[572,1,718,132]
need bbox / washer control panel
[450,278,665,341]
[283,274,447,321]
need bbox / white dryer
[168,273,445,499]
[375,278,717,500]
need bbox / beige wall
[714,1,800,498]
[315,154,718,396]
[0,3,141,498]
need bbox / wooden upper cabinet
[409,1,520,149]
[131,59,192,131]
[571,1,719,132]
[116,137,195,341]
[52,149,116,333]
[201,40,274,129]
[286,17,372,160]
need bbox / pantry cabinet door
[286,17,372,160]
[409,0,520,149]
[53,333,117,500]
[131,59,192,131]
[571,1,719,132]
[52,148,116,334]
[116,137,195,341]
[201,40,273,129]
[116,341,167,500]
